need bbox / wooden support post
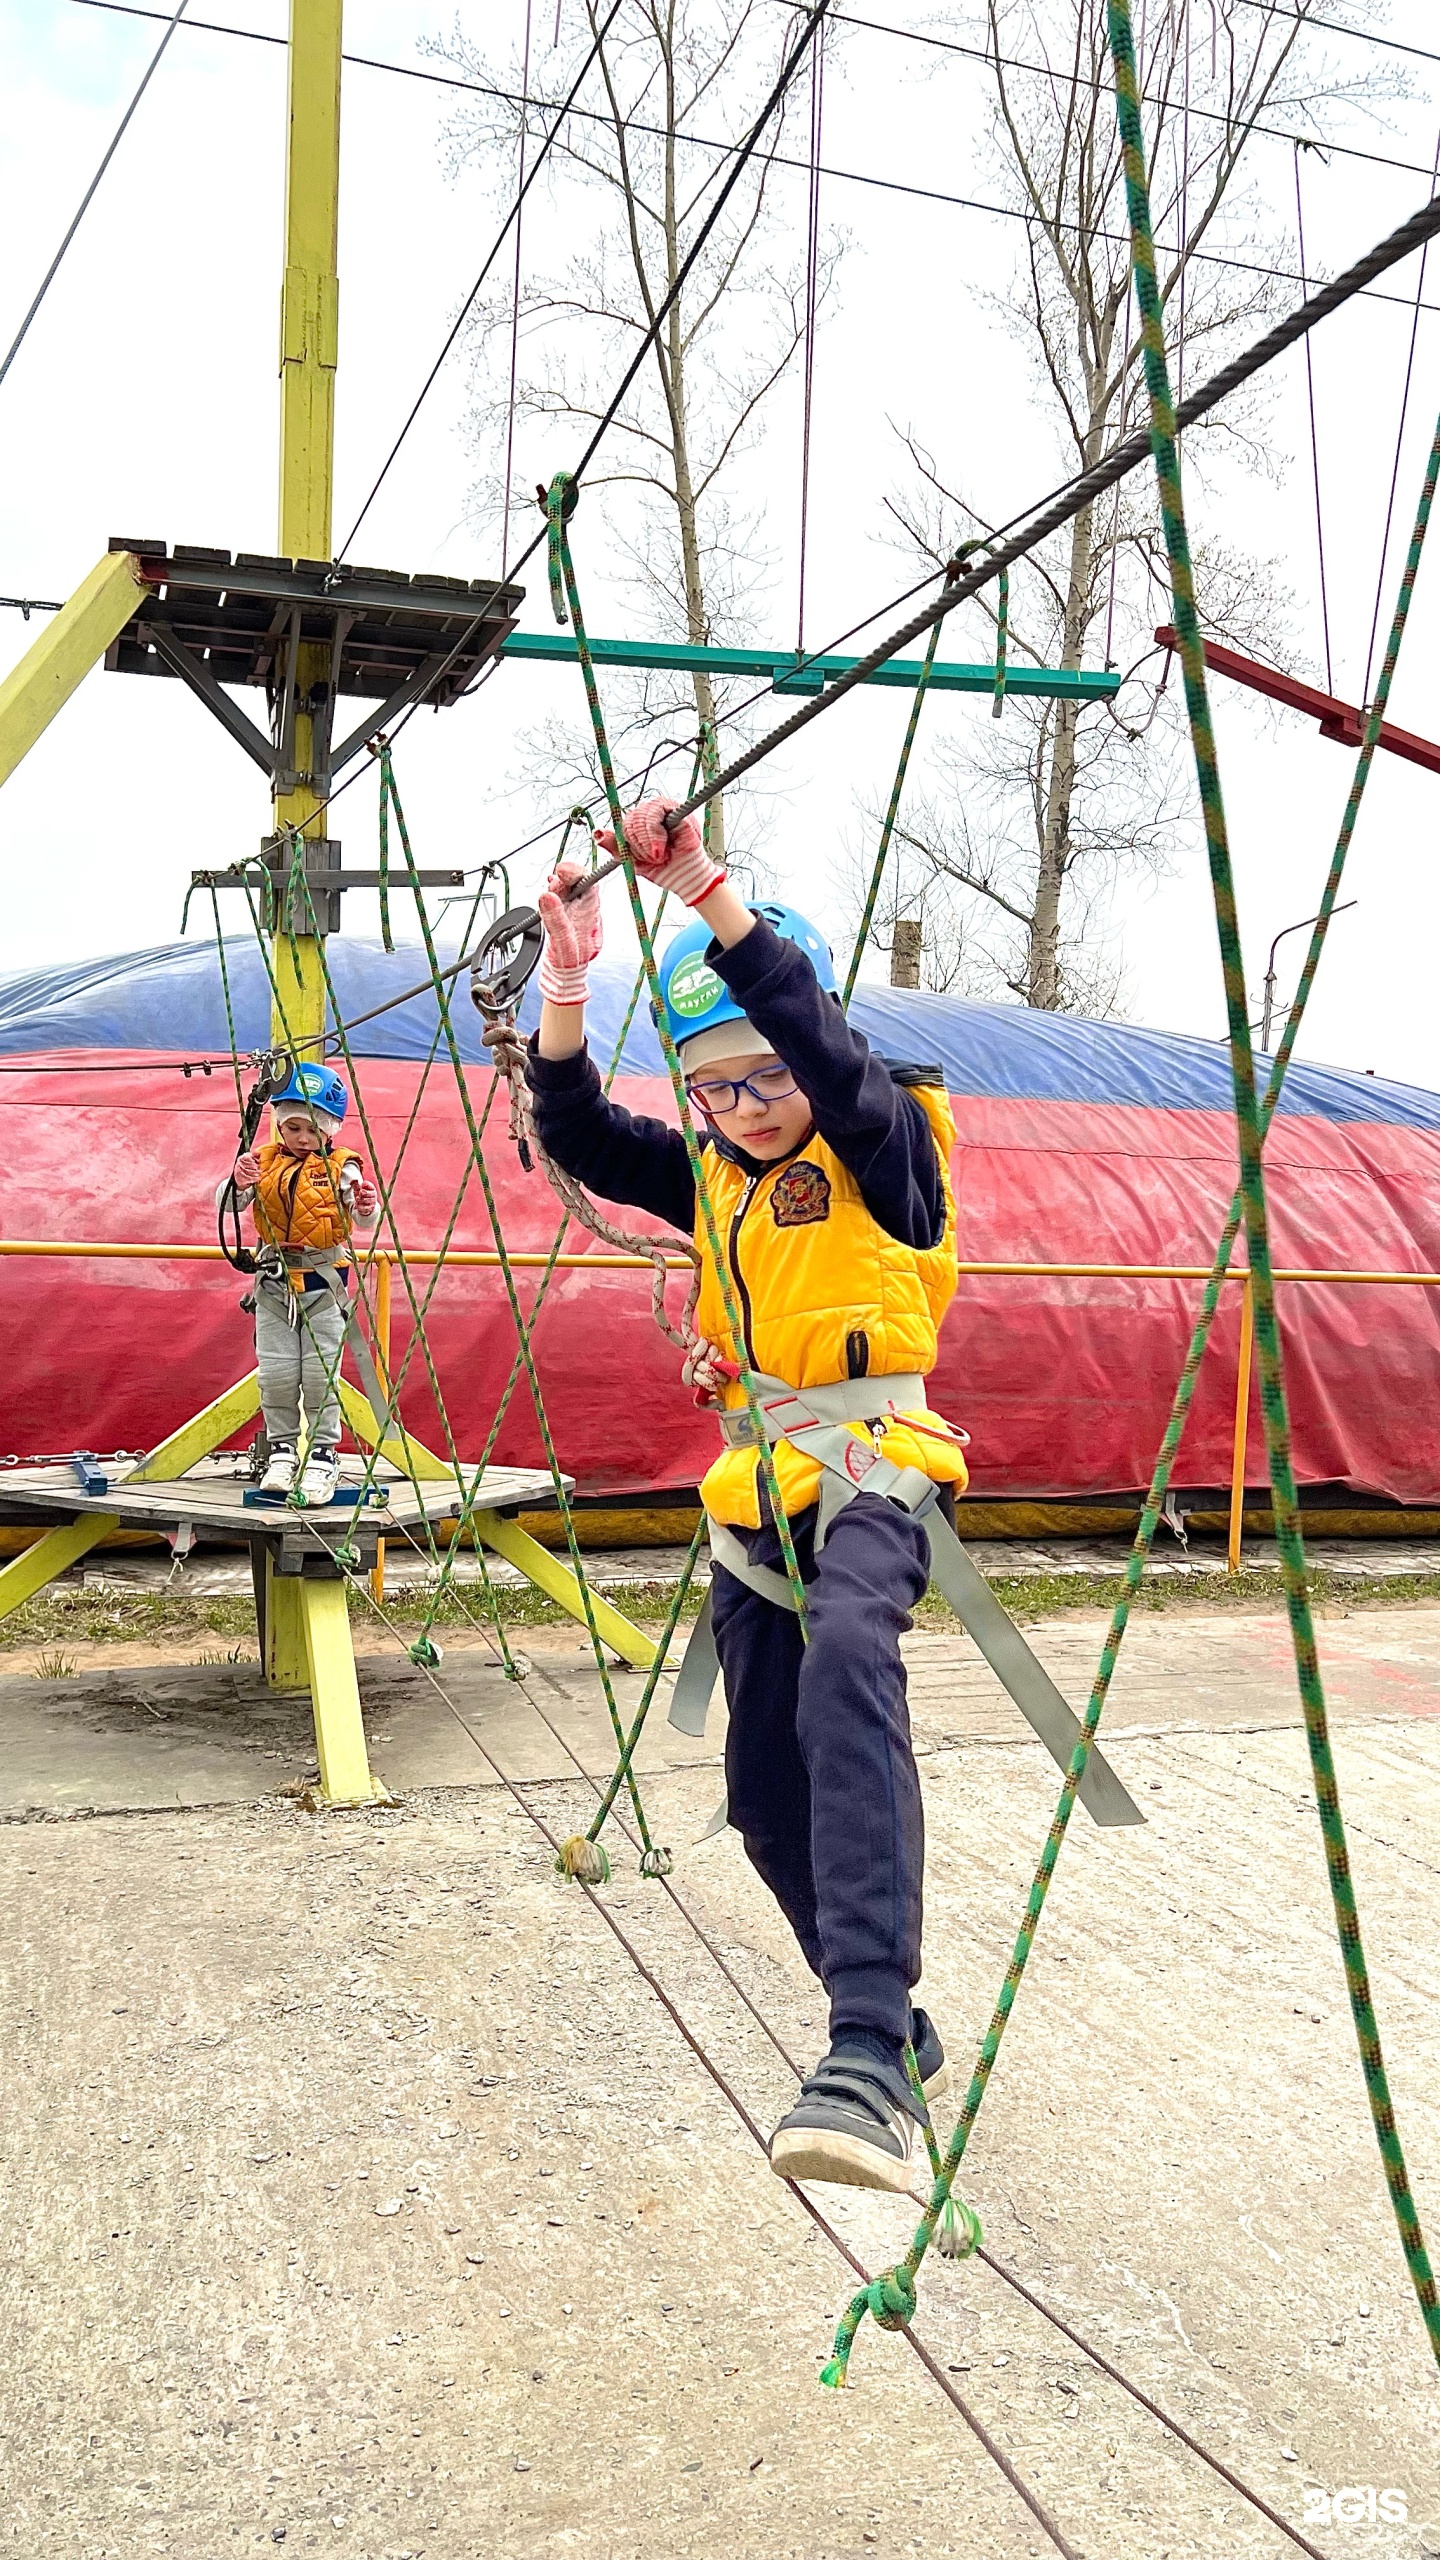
[1228,1274,1255,1574]
[297,1575,383,1804]
[271,0,343,1069]
[0,550,149,789]
[264,1555,312,1688]
[370,1257,390,1606]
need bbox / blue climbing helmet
[654,903,837,1064]
[270,1059,350,1126]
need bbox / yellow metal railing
[6,1243,1439,1573]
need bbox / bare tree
[835,824,974,993]
[431,1,840,867]
[884,0,1389,1012]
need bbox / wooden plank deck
[0,1455,566,1538]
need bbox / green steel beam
[500,629,1119,701]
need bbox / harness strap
[308,1262,391,1425]
[666,1372,1143,1829]
[719,1371,943,1544]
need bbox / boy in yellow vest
[526,799,968,2192]
[224,1063,378,1503]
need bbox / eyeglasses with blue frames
[684,1060,800,1119]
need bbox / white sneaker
[297,1445,340,1507]
[259,1442,297,1498]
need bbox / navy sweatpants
[710,1490,930,2045]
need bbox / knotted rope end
[638,1845,674,1880]
[937,2197,983,2261]
[408,1636,444,1669]
[555,1834,610,1885]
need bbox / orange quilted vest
[251,1139,359,1257]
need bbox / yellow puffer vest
[251,1139,358,1260]
[693,1080,968,1529]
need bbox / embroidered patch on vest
[770,1159,832,1228]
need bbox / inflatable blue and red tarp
[3,934,1439,1504]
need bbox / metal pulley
[467,906,545,1017]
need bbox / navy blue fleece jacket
[524,915,947,1250]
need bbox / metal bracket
[326,650,451,783]
[193,838,464,935]
[142,616,278,778]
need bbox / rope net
[206,185,1440,2412]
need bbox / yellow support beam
[0,550,148,789]
[337,1378,451,1480]
[264,1555,312,1690]
[272,0,344,1064]
[130,1371,263,1482]
[0,1513,122,1622]
[335,1384,664,1668]
[279,0,341,562]
[469,1511,667,1673]
[298,1575,384,1804]
[0,1374,265,1624]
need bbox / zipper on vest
[727,1172,762,1370]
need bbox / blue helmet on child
[655,903,836,1066]
[271,1059,349,1124]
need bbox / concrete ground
[2,1596,1439,2558]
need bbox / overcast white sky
[2,0,1439,1085]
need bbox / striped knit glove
[594,796,723,907]
[537,855,603,1006]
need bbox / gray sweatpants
[254,1276,347,1447]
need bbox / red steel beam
[1153,625,1440,778]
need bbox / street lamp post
[1258,900,1357,1050]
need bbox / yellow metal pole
[370,1254,391,1605]
[272,0,342,1060]
[1228,1274,1256,1574]
[0,551,149,789]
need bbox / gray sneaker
[910,2006,951,2102]
[769,2042,925,2194]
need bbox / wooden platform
[0,1455,568,1552]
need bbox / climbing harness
[665,1370,1141,1829]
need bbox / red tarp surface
[5,1053,1440,1501]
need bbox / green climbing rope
[543,471,812,1631]
[1103,0,1439,2366]
[843,618,941,1007]
[821,30,1440,2399]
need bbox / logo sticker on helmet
[294,1064,328,1098]
[668,953,725,1018]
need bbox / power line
[664,187,1440,829]
[55,0,1440,320]
[336,0,622,564]
[1231,0,1440,72]
[63,0,1440,122]
[0,0,190,394]
[762,0,1440,187]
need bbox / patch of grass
[5,1557,1438,1668]
[0,1588,257,1655]
[915,1565,1440,1624]
[34,1650,78,1679]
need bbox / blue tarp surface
[2,932,1436,1131]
